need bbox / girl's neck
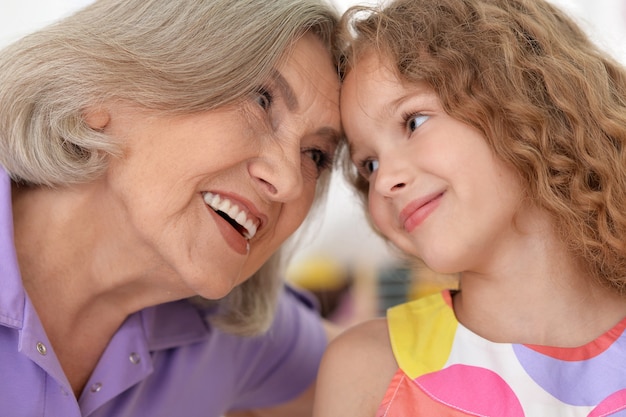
[445,201,626,347]
[452,273,626,348]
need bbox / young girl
[314,0,626,415]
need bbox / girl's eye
[365,159,379,174]
[405,113,429,132]
[255,88,273,110]
[302,148,333,179]
[356,158,379,180]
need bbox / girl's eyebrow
[386,86,436,117]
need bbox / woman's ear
[83,107,110,131]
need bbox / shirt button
[90,382,102,393]
[36,342,47,355]
[129,352,141,365]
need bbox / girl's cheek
[369,198,390,233]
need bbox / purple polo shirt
[0,169,326,417]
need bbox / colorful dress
[377,290,626,416]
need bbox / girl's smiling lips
[399,191,445,233]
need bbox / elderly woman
[0,0,342,416]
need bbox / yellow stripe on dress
[387,291,458,379]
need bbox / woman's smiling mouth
[203,192,259,239]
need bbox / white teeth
[203,192,259,239]
[244,219,257,238]
[235,211,247,226]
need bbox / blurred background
[2,0,625,327]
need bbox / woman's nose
[248,139,304,202]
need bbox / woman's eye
[405,113,429,132]
[255,88,273,110]
[302,148,333,179]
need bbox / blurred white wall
[0,0,94,48]
[1,0,625,272]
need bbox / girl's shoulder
[313,318,397,417]
[329,317,396,365]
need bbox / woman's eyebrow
[270,70,341,140]
[271,70,299,111]
[317,126,342,146]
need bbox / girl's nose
[373,154,410,197]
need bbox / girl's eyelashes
[355,157,379,180]
[402,112,429,132]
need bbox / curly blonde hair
[338,0,626,292]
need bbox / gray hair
[0,0,339,335]
[0,0,338,186]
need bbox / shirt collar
[143,300,212,351]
